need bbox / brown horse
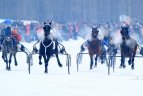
[120,26,138,69]
[81,27,105,69]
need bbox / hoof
[101,60,105,64]
[15,63,18,66]
[131,65,134,69]
[39,62,42,65]
[44,70,48,73]
[90,67,93,70]
[119,65,122,69]
[8,69,11,71]
[119,64,123,68]
[119,64,126,69]
[128,60,131,65]
[59,64,63,67]
[6,67,11,71]
[123,65,126,68]
[94,65,97,68]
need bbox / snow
[0,19,5,23]
[0,37,143,96]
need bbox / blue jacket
[102,37,110,47]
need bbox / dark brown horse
[1,33,18,70]
[120,26,138,69]
[0,26,18,70]
[81,27,105,69]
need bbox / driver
[0,26,25,51]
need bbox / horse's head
[120,26,129,40]
[5,26,11,36]
[3,26,12,42]
[43,21,52,37]
[5,36,11,42]
[92,27,99,39]
[2,35,13,53]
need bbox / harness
[41,39,54,56]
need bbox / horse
[1,32,18,70]
[119,26,138,69]
[33,22,62,73]
[81,27,106,69]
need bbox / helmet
[5,26,12,37]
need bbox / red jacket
[12,29,21,41]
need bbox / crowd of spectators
[0,19,143,44]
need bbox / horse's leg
[2,52,6,62]
[100,55,105,64]
[4,53,8,70]
[8,53,13,70]
[43,55,50,73]
[120,56,126,68]
[101,48,106,64]
[90,55,93,69]
[2,52,4,60]
[39,55,42,65]
[94,55,98,67]
[55,53,62,67]
[42,55,48,73]
[131,57,135,69]
[131,48,137,69]
[128,58,132,65]
[13,53,18,66]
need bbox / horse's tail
[130,39,138,57]
[80,41,89,52]
[56,41,66,54]
[134,43,138,56]
[32,40,40,54]
[137,44,143,56]
[80,43,85,52]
